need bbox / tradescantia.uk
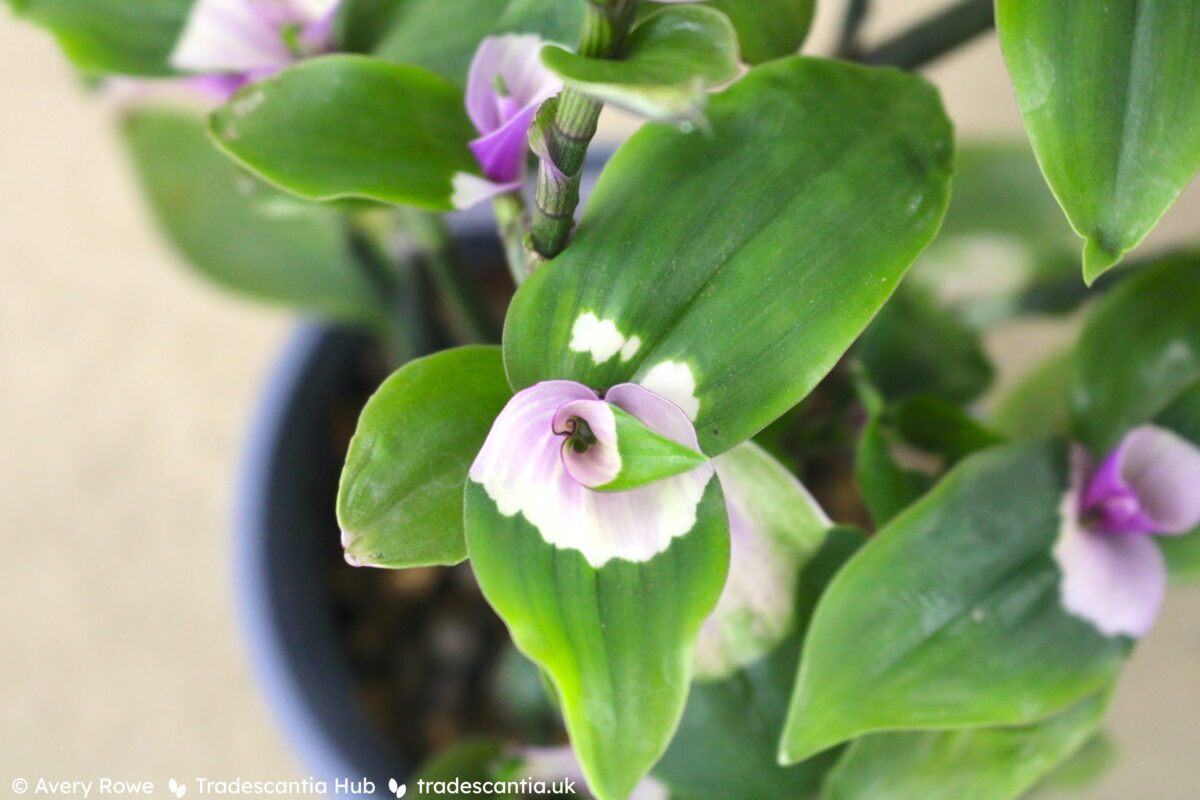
[13,0,1200,798]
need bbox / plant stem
[346,215,427,367]
[398,209,501,344]
[529,0,637,261]
[836,0,872,59]
[860,0,994,71]
[493,191,542,285]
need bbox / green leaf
[541,5,740,120]
[413,739,519,799]
[337,0,582,87]
[654,528,864,800]
[709,0,815,65]
[121,108,384,324]
[989,347,1074,440]
[696,442,834,679]
[590,406,708,492]
[337,0,502,85]
[781,441,1129,763]
[505,57,953,456]
[824,692,1111,800]
[894,395,1006,465]
[909,143,1083,326]
[855,379,935,529]
[338,346,512,568]
[1070,253,1200,453]
[997,0,1200,282]
[464,477,729,800]
[209,55,478,212]
[856,283,995,404]
[1028,732,1117,797]
[11,0,191,76]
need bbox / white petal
[171,0,293,73]
[470,381,713,567]
[1120,424,1200,535]
[1054,448,1168,638]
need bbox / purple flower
[469,380,712,567]
[1055,425,1200,637]
[169,0,340,94]
[452,34,562,209]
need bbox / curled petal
[1084,424,1200,535]
[1056,446,1168,637]
[553,399,621,488]
[469,381,713,567]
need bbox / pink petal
[469,381,713,567]
[171,0,294,73]
[469,101,541,183]
[1056,446,1168,638]
[552,398,621,488]
[466,34,562,134]
[1117,425,1200,535]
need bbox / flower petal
[171,0,295,73]
[469,101,540,183]
[470,381,713,567]
[553,398,621,488]
[466,34,562,134]
[450,172,522,210]
[1056,447,1168,638]
[1116,425,1200,535]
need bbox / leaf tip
[1082,238,1123,286]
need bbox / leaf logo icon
[167,778,187,798]
[388,778,407,798]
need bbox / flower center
[557,415,598,454]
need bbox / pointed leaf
[1070,252,1200,453]
[593,405,708,492]
[209,55,479,211]
[541,6,740,120]
[654,527,864,800]
[338,346,512,568]
[504,57,953,456]
[465,478,728,800]
[997,0,1200,281]
[709,0,815,65]
[824,692,1111,800]
[122,108,385,325]
[781,442,1129,763]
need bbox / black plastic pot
[235,206,505,799]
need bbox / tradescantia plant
[13,0,1200,798]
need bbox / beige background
[1,1,1197,797]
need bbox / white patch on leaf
[620,336,642,362]
[569,312,639,364]
[639,361,700,420]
